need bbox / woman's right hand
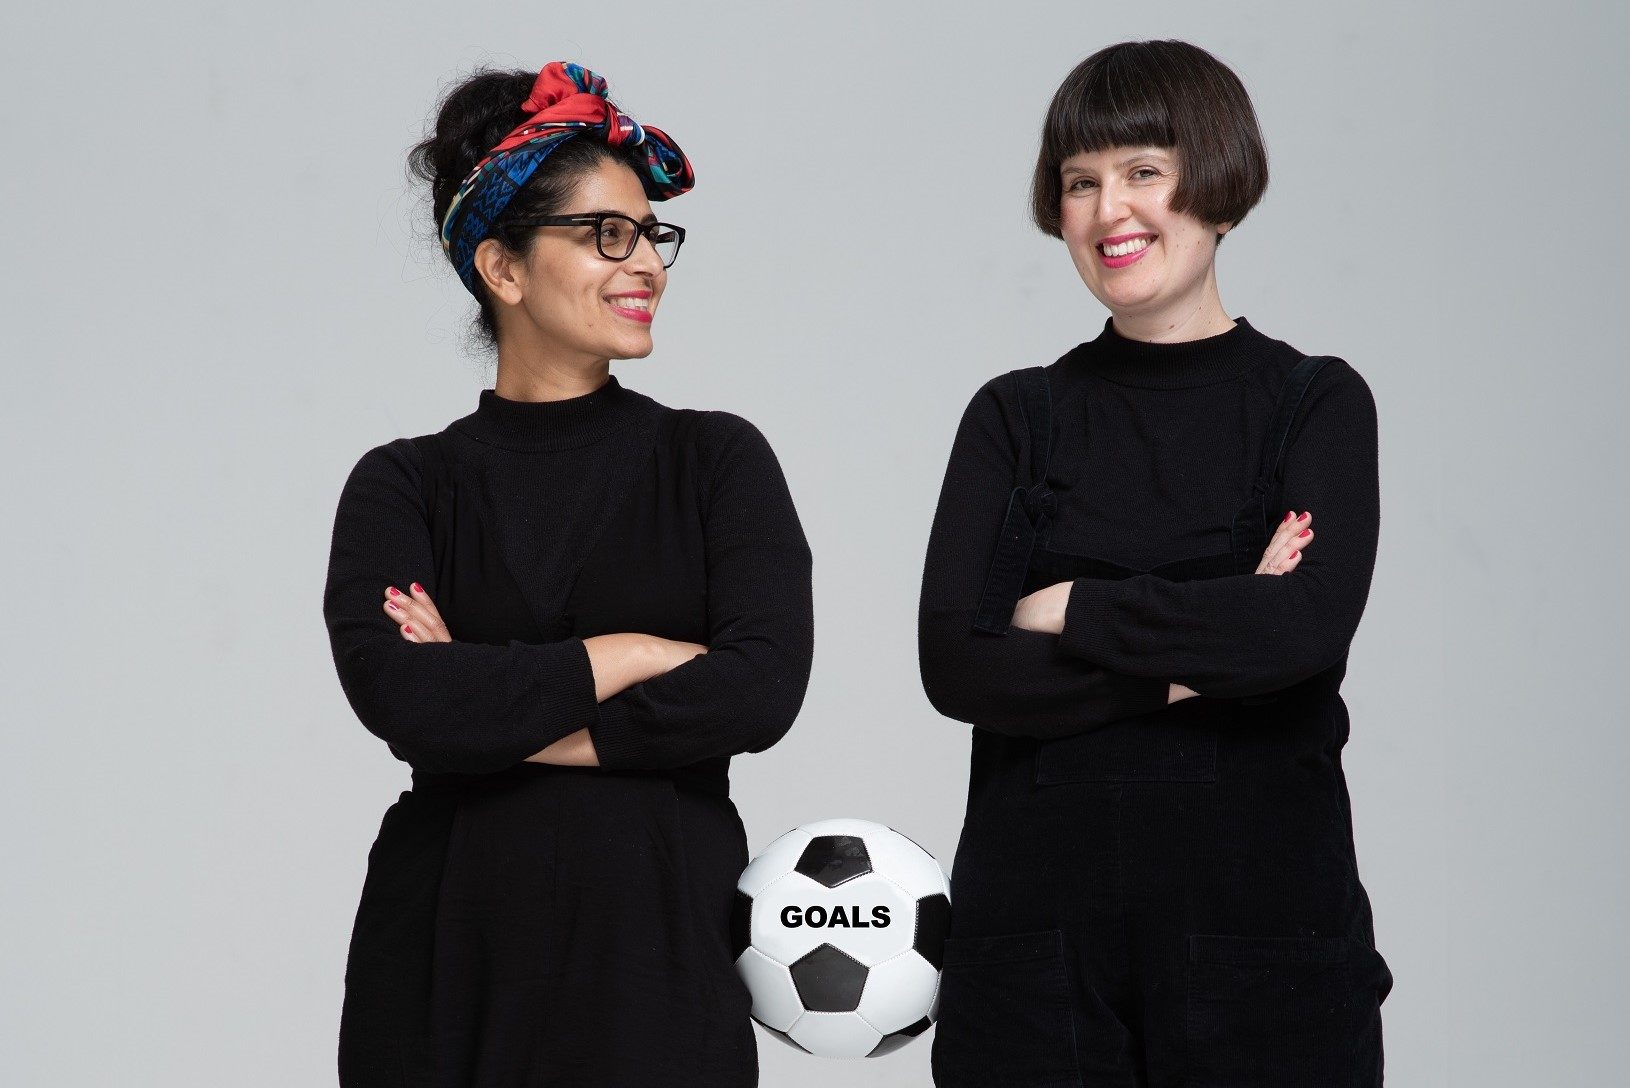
[1167,510,1315,704]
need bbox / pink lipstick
[1096,233,1157,269]
[605,291,653,324]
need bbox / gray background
[5,1,1625,1084]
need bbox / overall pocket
[1184,933,1353,1088]
[930,929,1083,1088]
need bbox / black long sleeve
[589,413,814,770]
[918,376,1174,738]
[1057,360,1380,698]
[322,439,601,775]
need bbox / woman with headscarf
[322,61,813,1088]
[918,40,1394,1087]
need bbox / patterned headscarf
[438,61,695,296]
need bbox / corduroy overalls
[930,357,1394,1088]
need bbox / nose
[624,229,666,275]
[1094,178,1130,231]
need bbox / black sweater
[918,315,1379,737]
[322,373,814,777]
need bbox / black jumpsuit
[920,320,1394,1087]
[323,378,813,1087]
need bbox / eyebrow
[583,208,659,224]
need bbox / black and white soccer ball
[731,818,952,1059]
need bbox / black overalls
[338,420,757,1088]
[929,358,1394,1088]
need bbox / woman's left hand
[383,583,452,643]
[1011,581,1072,635]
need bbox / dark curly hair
[407,66,650,354]
[1031,40,1269,247]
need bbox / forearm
[589,605,813,770]
[1059,564,1369,699]
[919,608,1174,737]
[329,634,601,774]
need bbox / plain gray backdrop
[5,1,1626,1084]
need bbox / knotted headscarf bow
[439,61,695,296]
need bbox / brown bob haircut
[1031,40,1269,245]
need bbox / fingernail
[1283,510,1293,523]
[1298,529,1310,537]
[1298,512,1310,522]
[388,602,400,611]
[404,624,414,634]
[387,587,400,597]
[411,582,423,594]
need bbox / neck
[1104,270,1232,343]
[493,352,613,405]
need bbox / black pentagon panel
[795,835,873,888]
[914,893,952,970]
[789,943,869,1012]
[731,890,753,960]
[865,1016,933,1057]
[752,1017,811,1053]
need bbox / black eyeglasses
[512,212,686,268]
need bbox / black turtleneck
[919,315,1381,735]
[322,372,814,775]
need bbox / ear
[474,237,526,305]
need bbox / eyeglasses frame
[510,212,687,267]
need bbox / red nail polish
[1298,512,1310,522]
[411,583,423,594]
[1282,510,1293,523]
[404,624,413,634]
[387,586,399,597]
[1298,529,1310,537]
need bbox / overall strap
[1228,354,1338,575]
[973,367,1055,635]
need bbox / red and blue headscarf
[439,61,695,296]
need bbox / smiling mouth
[1098,235,1157,256]
[606,296,653,323]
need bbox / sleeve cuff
[588,695,643,771]
[525,635,602,747]
[1058,577,1122,664]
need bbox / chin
[614,339,656,360]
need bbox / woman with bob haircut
[322,61,813,1087]
[919,40,1393,1087]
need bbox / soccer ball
[731,818,952,1059]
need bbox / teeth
[1099,237,1153,257]
[610,296,650,310]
